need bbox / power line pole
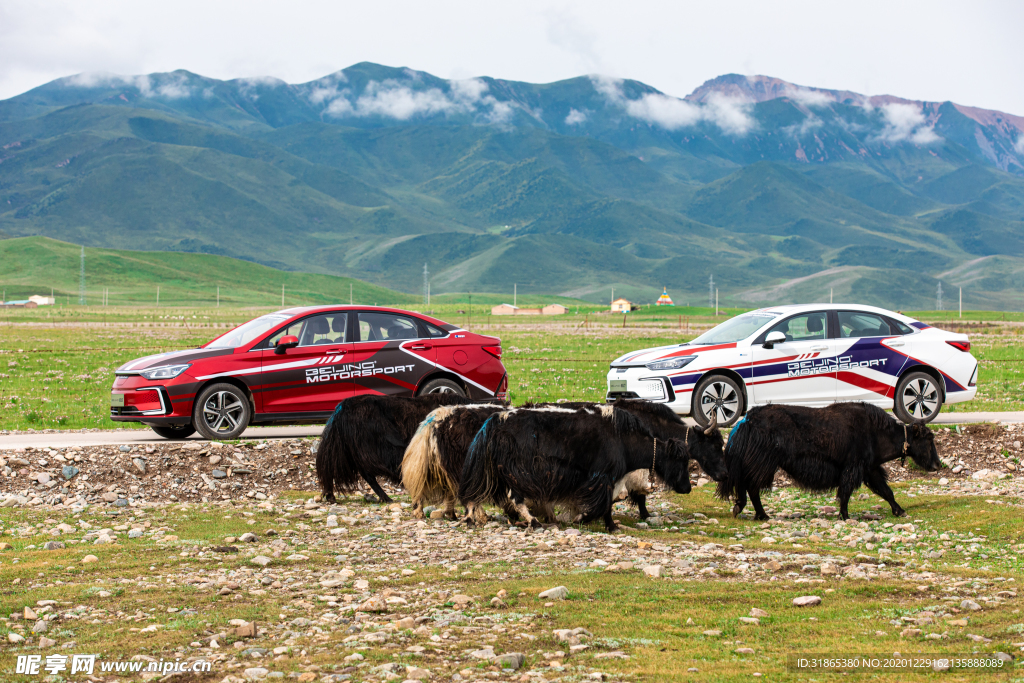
[936,282,943,311]
[281,283,285,307]
[349,283,353,305]
[423,263,429,306]
[708,274,714,309]
[514,283,517,307]
[78,246,86,305]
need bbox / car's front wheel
[692,374,745,428]
[150,424,196,440]
[193,383,251,440]
[894,371,943,424]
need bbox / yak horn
[703,410,718,435]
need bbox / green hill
[0,236,413,307]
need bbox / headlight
[645,356,696,371]
[139,364,191,380]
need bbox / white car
[607,304,977,427]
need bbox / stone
[495,653,525,670]
[405,666,431,679]
[761,536,776,544]
[43,541,65,550]
[945,618,968,627]
[396,617,415,630]
[129,529,143,539]
[820,563,837,575]
[285,554,308,561]
[236,622,258,638]
[539,586,569,600]
[209,455,222,465]
[62,465,79,480]
[82,555,98,564]
[212,470,227,479]
[101,492,118,503]
[119,445,131,453]
[243,668,269,681]
[793,595,822,607]
[736,647,755,655]
[451,594,473,606]
[429,509,445,519]
[8,632,24,643]
[24,606,38,620]
[900,628,922,637]
[643,565,663,578]
[960,600,982,611]
[764,560,782,572]
[132,458,146,473]
[739,617,760,625]
[32,620,49,633]
[239,532,258,543]
[38,636,56,648]
[703,630,722,636]
[359,596,387,612]
[469,647,496,660]
[251,555,272,567]
[750,608,769,618]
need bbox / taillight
[946,340,970,352]
[482,345,502,359]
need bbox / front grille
[606,391,640,402]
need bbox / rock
[396,617,415,630]
[82,555,98,564]
[643,565,663,578]
[750,608,769,618]
[945,618,968,627]
[938,477,949,485]
[703,630,722,636]
[960,600,981,611]
[212,470,227,479]
[209,455,222,465]
[32,620,48,633]
[495,653,525,670]
[539,586,569,600]
[820,563,837,575]
[8,632,24,643]
[359,596,387,612]
[900,628,922,637]
[764,560,782,572]
[239,532,258,543]
[490,597,506,608]
[119,445,131,453]
[132,458,146,473]
[23,606,38,620]
[38,636,56,648]
[761,536,776,544]
[429,509,445,519]
[285,554,308,561]
[995,652,1013,663]
[451,594,473,606]
[735,647,755,655]
[61,465,79,480]
[43,541,65,550]
[469,647,496,660]
[793,595,822,607]
[250,555,272,567]
[101,492,118,503]
[243,668,269,681]
[129,529,143,539]
[235,622,258,638]
[405,666,432,679]
[739,617,760,625]
[0,543,10,550]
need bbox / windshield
[206,314,290,349]
[690,312,779,345]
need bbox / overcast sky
[2,0,1022,114]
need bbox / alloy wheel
[901,377,939,420]
[202,391,246,434]
[700,380,740,424]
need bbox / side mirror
[275,335,299,354]
[762,331,786,349]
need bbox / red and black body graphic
[111,306,508,440]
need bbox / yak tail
[458,414,504,505]
[402,407,458,506]
[716,415,749,501]
[315,400,362,498]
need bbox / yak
[717,402,943,521]
[526,400,727,518]
[315,393,472,504]
[458,405,692,531]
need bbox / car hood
[116,348,233,374]
[611,344,690,367]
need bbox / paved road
[2,410,1022,450]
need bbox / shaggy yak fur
[402,403,665,523]
[525,400,727,518]
[716,402,943,520]
[316,393,472,504]
[458,405,692,531]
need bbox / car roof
[754,303,917,323]
[272,305,453,328]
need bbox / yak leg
[411,499,425,520]
[732,487,748,518]
[461,501,484,526]
[538,501,557,524]
[362,476,393,504]
[748,488,769,521]
[864,467,905,517]
[513,500,541,529]
[629,492,651,520]
[836,466,862,520]
[443,497,458,520]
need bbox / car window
[885,317,915,335]
[297,313,347,346]
[266,320,305,348]
[766,312,827,342]
[424,322,448,338]
[207,313,290,349]
[357,312,420,342]
[838,311,891,338]
[690,312,780,344]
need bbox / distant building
[1,300,38,308]
[28,295,55,306]
[655,288,674,306]
[492,303,566,316]
[611,298,638,313]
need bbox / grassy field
[0,482,1022,682]
[0,305,1022,432]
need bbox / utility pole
[427,283,430,308]
[514,283,517,307]
[281,283,285,307]
[708,274,714,309]
[423,263,429,306]
[157,286,160,305]
[610,287,613,306]
[78,246,86,305]
[959,287,962,318]
[217,286,220,308]
[830,288,833,304]
[936,282,943,311]
[350,283,353,306]
[715,288,719,315]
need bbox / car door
[749,310,837,407]
[259,312,351,414]
[833,310,910,405]
[346,311,436,398]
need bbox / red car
[111,306,508,440]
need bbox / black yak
[525,400,726,518]
[717,402,943,521]
[316,393,472,504]
[458,405,692,531]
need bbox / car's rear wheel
[193,383,251,440]
[692,374,745,428]
[894,371,943,424]
[418,378,466,397]
[150,424,196,440]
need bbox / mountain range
[1,63,1023,309]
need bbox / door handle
[810,345,828,351]
[888,341,905,348]
[408,343,432,351]
[325,348,347,354]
